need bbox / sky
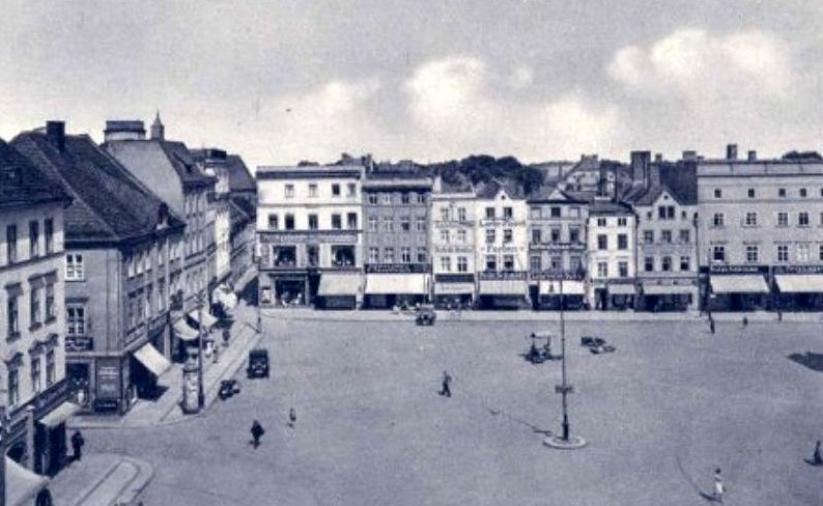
[3,0,823,170]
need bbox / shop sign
[96,359,121,400]
[259,231,358,245]
[478,271,527,281]
[484,245,523,254]
[65,336,94,353]
[435,273,475,283]
[365,263,428,274]
[531,271,585,281]
[709,264,764,274]
[433,245,474,254]
[773,265,823,275]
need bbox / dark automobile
[580,336,606,348]
[218,379,241,400]
[416,305,437,326]
[247,348,270,378]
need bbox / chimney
[747,150,757,162]
[649,163,661,188]
[630,150,651,187]
[104,120,146,142]
[654,153,663,162]
[46,121,65,152]
[682,150,697,162]
[726,144,738,161]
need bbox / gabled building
[13,122,185,417]
[0,137,73,484]
[430,178,477,308]
[587,199,636,310]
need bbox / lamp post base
[543,434,588,450]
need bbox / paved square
[113,314,823,505]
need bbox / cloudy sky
[2,0,823,168]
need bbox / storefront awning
[775,274,823,293]
[710,275,768,294]
[365,274,428,295]
[38,401,82,429]
[6,456,48,506]
[174,319,199,342]
[434,282,475,295]
[479,279,527,296]
[188,309,218,329]
[318,273,361,296]
[608,283,636,295]
[134,343,172,377]
[539,280,585,296]
[641,283,695,295]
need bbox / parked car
[580,336,606,348]
[218,379,241,400]
[247,348,270,378]
[416,305,437,326]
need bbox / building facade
[14,123,186,416]
[587,200,636,310]
[697,145,823,311]
[0,138,73,482]
[361,173,432,308]
[526,187,588,310]
[256,165,364,309]
[430,180,477,308]
[225,154,257,284]
[191,148,232,289]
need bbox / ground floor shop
[635,280,698,312]
[773,272,823,311]
[259,270,319,307]
[433,275,475,309]
[534,279,587,310]
[705,271,770,312]
[363,272,429,309]
[315,272,361,309]
[590,282,636,310]
[477,275,529,310]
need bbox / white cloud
[509,65,535,89]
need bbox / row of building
[256,146,823,314]
[0,117,256,494]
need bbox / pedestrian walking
[742,316,748,329]
[777,310,783,322]
[713,468,724,503]
[709,319,715,335]
[813,440,822,466]
[439,370,452,397]
[250,420,265,448]
[71,430,85,461]
[288,407,297,428]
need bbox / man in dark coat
[439,370,452,398]
[71,430,85,461]
[250,420,265,448]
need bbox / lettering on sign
[365,263,428,274]
[773,265,823,275]
[478,271,527,281]
[259,232,358,245]
[65,336,94,352]
[435,273,475,283]
[96,360,121,400]
[433,245,474,254]
[485,245,523,254]
[710,264,764,274]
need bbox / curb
[113,456,154,505]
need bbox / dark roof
[475,178,525,199]
[160,141,216,185]
[231,196,256,219]
[226,154,256,192]
[623,162,697,206]
[589,200,633,215]
[229,199,252,228]
[0,139,70,209]
[527,184,586,203]
[12,131,184,244]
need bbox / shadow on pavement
[787,352,823,373]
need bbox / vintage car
[416,305,437,326]
[247,348,270,378]
[218,379,241,400]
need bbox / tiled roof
[160,141,216,185]
[226,154,256,192]
[12,131,184,243]
[0,139,70,209]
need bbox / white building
[587,199,636,310]
[430,178,477,307]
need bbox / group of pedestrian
[249,407,299,448]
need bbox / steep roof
[475,178,525,200]
[622,162,697,206]
[159,140,216,185]
[527,183,586,203]
[0,138,70,210]
[12,131,184,244]
[230,196,256,219]
[225,154,256,192]
[589,199,633,215]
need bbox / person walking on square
[439,370,452,397]
[288,407,297,428]
[713,468,724,503]
[709,318,715,335]
[71,430,85,461]
[742,316,748,329]
[813,440,822,466]
[250,420,265,448]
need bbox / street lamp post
[197,291,206,410]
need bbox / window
[368,247,379,263]
[747,188,755,198]
[46,350,55,387]
[31,355,41,393]
[401,193,410,204]
[680,256,690,271]
[347,213,358,229]
[532,229,541,244]
[268,214,278,230]
[570,255,583,271]
[66,253,84,280]
[485,255,497,272]
[661,256,672,272]
[6,224,17,264]
[819,244,823,262]
[417,248,427,263]
[30,285,40,326]
[530,255,541,273]
[457,208,467,222]
[679,229,690,243]
[416,217,426,232]
[643,230,654,244]
[550,228,561,243]
[570,228,580,243]
[457,256,468,272]
[308,214,319,230]
[596,217,606,227]
[712,213,724,227]
[778,188,786,198]
[332,184,341,197]
[457,229,467,243]
[820,212,823,226]
[617,217,628,227]
[661,230,672,244]
[7,291,19,338]
[800,188,808,198]
[744,212,758,226]
[644,256,654,272]
[745,245,759,263]
[485,207,495,219]
[401,247,411,263]
[368,194,378,205]
[285,214,295,230]
[67,305,85,336]
[777,212,789,227]
[384,247,395,263]
[597,262,608,278]
[27,221,39,258]
[503,255,515,271]
[440,256,451,272]
[8,368,19,406]
[798,243,810,262]
[368,216,378,232]
[550,256,562,270]
[440,208,450,222]
[530,207,541,219]
[503,229,513,244]
[550,207,561,218]
[714,188,722,198]
[347,183,356,197]
[440,229,450,243]
[382,217,394,232]
[486,229,495,244]
[503,207,513,219]
[777,245,789,262]
[45,281,55,321]
[308,183,318,198]
[145,284,153,318]
[597,234,608,250]
[285,184,294,198]
[618,261,629,278]
[712,245,726,263]
[400,216,411,232]
[381,193,391,204]
[657,206,674,220]
[617,234,628,250]
[43,218,54,254]
[157,279,166,312]
[331,214,342,230]
[799,212,810,227]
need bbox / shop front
[364,265,429,309]
[606,282,636,310]
[477,272,529,309]
[773,266,823,311]
[316,271,361,309]
[536,278,586,310]
[261,271,310,307]
[433,274,475,309]
[187,309,218,359]
[636,281,697,312]
[706,266,769,311]
[129,340,172,401]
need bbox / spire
[150,110,165,140]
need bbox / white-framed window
[417,248,427,263]
[643,230,654,244]
[401,247,411,263]
[617,234,628,250]
[503,255,515,271]
[440,229,450,243]
[368,194,378,205]
[368,247,379,263]
[503,229,513,244]
[530,255,541,273]
[382,217,393,232]
[819,244,823,262]
[440,208,450,222]
[618,261,629,278]
[679,256,690,271]
[597,234,608,250]
[661,230,672,244]
[30,284,41,325]
[368,216,378,232]
[285,184,294,198]
[597,261,608,278]
[712,245,726,263]
[617,217,628,227]
[503,207,513,219]
[67,305,86,336]
[457,256,468,272]
[46,349,56,387]
[661,256,672,272]
[744,212,758,227]
[308,183,318,198]
[331,184,341,197]
[457,229,467,243]
[596,217,606,227]
[45,281,55,321]
[66,253,84,280]
[30,355,41,393]
[485,255,496,272]
[798,243,810,262]
[644,256,654,272]
[457,208,467,221]
[745,245,759,263]
[416,217,426,232]
[777,245,789,263]
[384,247,394,263]
[712,213,724,227]
[8,367,19,406]
[347,183,356,197]
[440,256,451,272]
[485,229,495,244]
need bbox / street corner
[48,452,154,506]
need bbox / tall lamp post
[196,291,206,410]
